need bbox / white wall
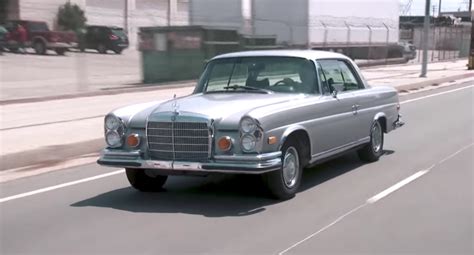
[190,0,242,29]
[308,0,399,46]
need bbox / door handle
[352,104,360,115]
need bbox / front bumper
[97,149,282,174]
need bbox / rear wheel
[97,43,107,54]
[125,168,168,192]
[358,120,384,162]
[263,139,303,200]
[113,48,123,54]
[34,41,46,55]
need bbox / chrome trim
[101,149,140,157]
[393,114,405,129]
[309,137,370,164]
[214,151,282,161]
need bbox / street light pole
[124,0,128,34]
[438,0,442,16]
[420,0,431,77]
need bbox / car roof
[211,50,350,61]
[87,25,123,29]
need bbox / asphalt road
[1,83,473,255]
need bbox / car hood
[147,92,304,129]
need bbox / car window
[27,22,49,32]
[202,57,319,94]
[317,59,363,92]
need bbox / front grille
[147,121,210,162]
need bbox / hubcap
[371,122,383,153]
[282,147,299,188]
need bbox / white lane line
[278,203,367,255]
[0,169,124,203]
[400,85,473,105]
[280,143,473,254]
[438,143,474,165]
[366,166,433,204]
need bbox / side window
[318,59,363,92]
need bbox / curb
[395,73,474,92]
[0,81,196,106]
[0,139,104,171]
[2,72,473,172]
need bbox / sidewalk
[1,60,472,171]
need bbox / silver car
[98,50,404,199]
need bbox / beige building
[6,0,190,46]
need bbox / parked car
[97,50,405,200]
[3,20,77,55]
[79,25,129,54]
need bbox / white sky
[401,0,472,15]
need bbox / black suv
[79,25,129,54]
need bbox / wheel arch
[373,112,388,133]
[279,126,311,167]
[32,36,47,46]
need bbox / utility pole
[420,0,431,77]
[167,0,171,26]
[438,0,442,16]
[124,0,128,34]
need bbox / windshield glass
[199,57,319,94]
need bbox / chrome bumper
[393,114,405,129]
[47,42,77,48]
[97,149,282,174]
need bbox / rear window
[111,29,127,38]
[28,22,49,32]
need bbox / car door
[335,60,375,142]
[313,59,360,154]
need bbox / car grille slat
[147,120,210,162]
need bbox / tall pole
[438,0,442,16]
[167,0,171,26]
[124,0,128,34]
[420,0,431,77]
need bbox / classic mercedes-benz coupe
[98,50,404,199]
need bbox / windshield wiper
[223,85,271,93]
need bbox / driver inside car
[245,63,270,89]
[279,62,317,94]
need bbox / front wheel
[55,48,66,55]
[97,43,107,54]
[263,140,303,200]
[125,168,168,192]
[358,120,384,162]
[34,41,46,55]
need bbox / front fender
[278,125,310,151]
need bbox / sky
[401,0,472,15]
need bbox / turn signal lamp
[218,136,232,151]
[126,134,140,148]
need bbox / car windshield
[199,57,319,94]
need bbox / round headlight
[241,117,257,133]
[105,115,121,130]
[241,134,256,152]
[106,130,123,148]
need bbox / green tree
[56,1,87,32]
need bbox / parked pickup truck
[4,20,77,55]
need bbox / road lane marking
[279,142,473,254]
[0,169,124,203]
[438,143,474,165]
[400,85,473,105]
[366,167,433,204]
[278,203,367,255]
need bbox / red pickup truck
[4,20,77,55]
